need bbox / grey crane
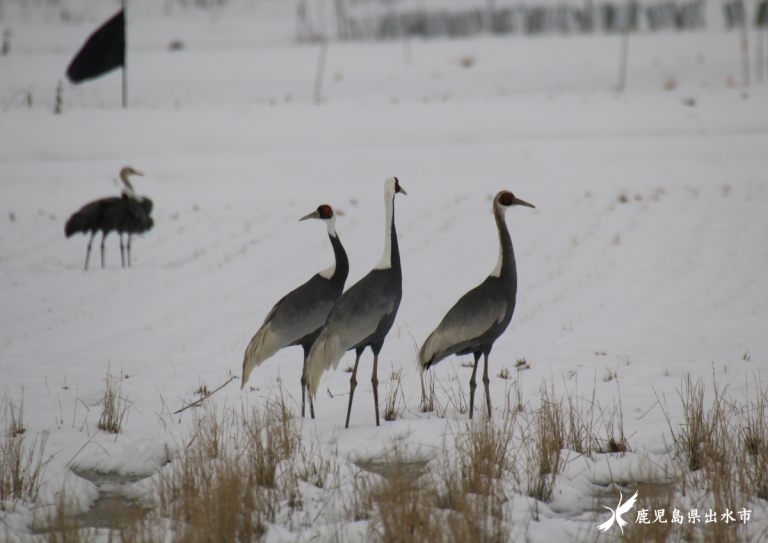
[65,166,153,269]
[418,190,534,419]
[241,204,349,419]
[305,177,406,428]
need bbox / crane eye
[318,205,333,219]
[500,193,514,206]
[394,177,402,192]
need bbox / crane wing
[241,275,337,388]
[305,273,398,396]
[419,284,507,369]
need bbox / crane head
[300,204,338,237]
[497,190,535,210]
[119,166,144,193]
[385,176,407,196]
[299,204,335,222]
[120,166,144,179]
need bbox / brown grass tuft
[383,366,405,422]
[152,393,299,543]
[1,393,50,508]
[98,365,131,434]
[420,370,437,413]
[525,384,564,501]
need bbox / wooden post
[617,25,630,91]
[758,27,764,82]
[313,38,328,104]
[617,2,631,92]
[122,0,127,108]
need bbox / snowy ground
[1,0,768,541]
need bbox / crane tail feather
[306,332,345,398]
[241,324,281,388]
[418,330,448,371]
[65,212,88,237]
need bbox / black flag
[66,10,125,84]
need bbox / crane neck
[119,170,134,191]
[119,172,142,202]
[489,204,516,284]
[373,189,400,278]
[319,228,349,289]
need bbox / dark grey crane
[418,190,534,419]
[241,204,348,419]
[65,166,153,269]
[305,177,406,428]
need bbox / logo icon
[598,491,639,534]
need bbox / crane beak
[299,210,321,221]
[512,196,535,209]
[397,185,407,196]
[132,170,144,177]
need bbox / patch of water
[70,470,151,529]
[354,459,430,481]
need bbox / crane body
[419,191,534,419]
[241,205,348,418]
[305,177,406,428]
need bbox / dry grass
[739,385,768,501]
[369,447,440,543]
[436,365,468,417]
[0,393,50,509]
[524,384,564,502]
[5,392,25,437]
[497,367,511,380]
[19,374,768,543]
[383,366,405,422]
[601,398,630,454]
[652,374,767,542]
[98,366,132,434]
[420,369,437,413]
[152,394,299,543]
[41,491,87,543]
[563,389,601,455]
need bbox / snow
[1,0,768,540]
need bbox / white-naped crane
[418,191,534,419]
[241,204,349,419]
[305,177,406,428]
[65,166,153,269]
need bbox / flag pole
[122,0,127,108]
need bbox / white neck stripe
[489,204,507,278]
[374,179,397,270]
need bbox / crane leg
[127,234,132,267]
[119,233,125,268]
[300,349,315,419]
[468,351,482,419]
[371,354,380,427]
[100,232,107,268]
[84,232,95,270]
[483,352,492,418]
[344,350,363,429]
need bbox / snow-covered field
[1,0,768,540]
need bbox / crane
[418,190,534,419]
[241,204,348,419]
[112,176,153,268]
[305,177,406,428]
[65,166,152,269]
